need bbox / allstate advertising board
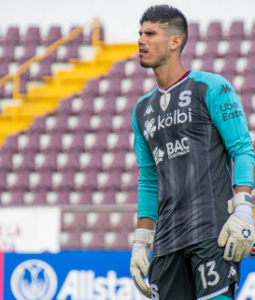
[1,251,255,300]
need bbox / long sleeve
[132,102,158,221]
[205,75,255,188]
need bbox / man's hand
[130,228,155,299]
[218,192,255,261]
[130,247,151,298]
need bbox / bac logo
[166,137,189,159]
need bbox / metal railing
[0,18,102,100]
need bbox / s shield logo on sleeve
[160,93,171,111]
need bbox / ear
[170,35,182,52]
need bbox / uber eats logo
[220,102,243,121]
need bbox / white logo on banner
[160,93,171,111]
[144,119,156,140]
[153,147,165,165]
[11,259,58,300]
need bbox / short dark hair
[140,5,188,53]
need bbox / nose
[138,34,145,46]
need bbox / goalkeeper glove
[218,192,255,262]
[130,229,155,299]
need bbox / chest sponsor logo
[166,137,189,159]
[220,102,243,121]
[144,105,154,116]
[143,109,192,140]
[160,93,171,111]
[179,90,192,107]
[144,118,156,140]
[153,147,165,165]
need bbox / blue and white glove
[130,229,155,299]
[218,192,255,262]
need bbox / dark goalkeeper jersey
[132,70,255,258]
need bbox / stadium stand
[0,20,255,250]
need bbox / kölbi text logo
[11,259,58,300]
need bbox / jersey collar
[158,70,191,94]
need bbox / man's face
[138,21,171,68]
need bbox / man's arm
[130,100,158,298]
[205,75,255,261]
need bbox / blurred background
[0,0,255,299]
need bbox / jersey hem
[152,235,218,258]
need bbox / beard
[139,50,170,69]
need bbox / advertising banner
[1,251,255,300]
[0,207,61,253]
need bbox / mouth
[139,48,148,55]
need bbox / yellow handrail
[0,17,101,99]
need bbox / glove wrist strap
[228,192,252,214]
[133,228,155,245]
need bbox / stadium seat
[122,169,139,191]
[123,190,138,204]
[110,232,130,250]
[60,152,81,172]
[188,23,200,42]
[9,191,24,206]
[104,78,122,98]
[131,63,148,80]
[126,78,144,98]
[200,58,214,73]
[111,132,131,152]
[28,116,46,134]
[206,22,223,41]
[59,45,79,62]
[85,232,105,250]
[88,212,111,231]
[0,172,7,192]
[77,170,98,192]
[105,152,126,172]
[243,57,255,76]
[63,232,82,249]
[32,191,47,205]
[181,40,197,59]
[85,152,103,172]
[18,45,36,63]
[99,96,117,116]
[4,27,20,46]
[21,133,40,154]
[89,133,108,153]
[68,26,84,46]
[240,74,255,95]
[0,153,13,172]
[113,212,135,231]
[109,61,126,80]
[77,190,93,205]
[99,170,122,191]
[43,133,63,153]
[32,171,52,192]
[11,171,30,192]
[54,171,75,192]
[15,153,35,172]
[66,133,86,153]
[32,59,52,80]
[68,212,87,231]
[0,62,9,79]
[0,45,15,64]
[223,40,242,58]
[55,191,70,205]
[100,191,116,204]
[95,114,113,133]
[220,57,238,78]
[48,115,68,134]
[56,97,73,116]
[228,21,245,41]
[120,96,138,115]
[44,26,62,46]
[38,153,58,172]
[24,26,41,45]
[202,41,219,59]
[82,79,100,98]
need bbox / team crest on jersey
[160,93,171,111]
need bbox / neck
[153,55,187,90]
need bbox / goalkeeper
[130,5,255,300]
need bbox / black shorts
[148,239,240,300]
